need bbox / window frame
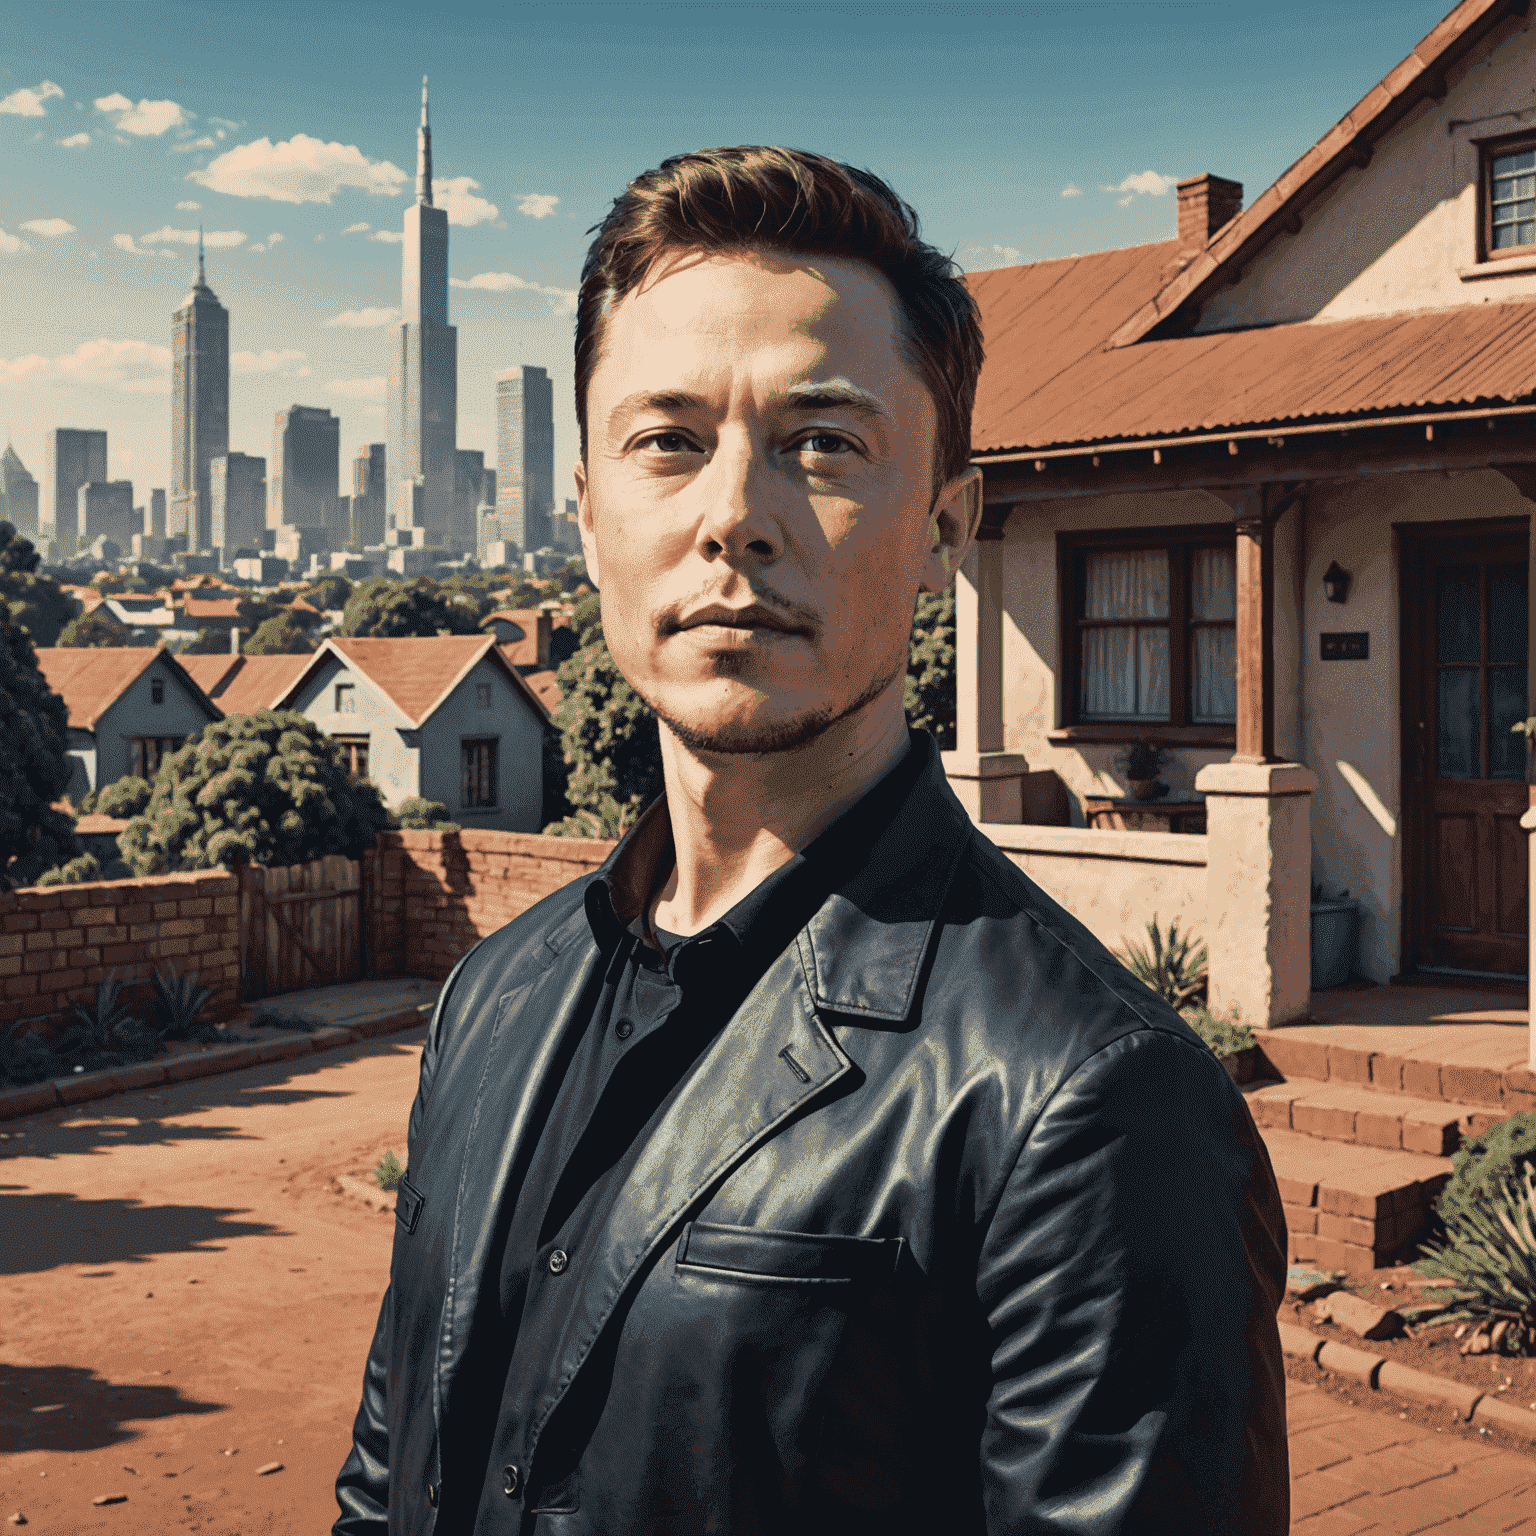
[334,681,356,716]
[150,676,165,705]
[460,736,499,810]
[128,736,184,779]
[1478,129,1536,263]
[1053,523,1238,748]
[333,734,370,781]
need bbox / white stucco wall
[290,653,422,808]
[1199,13,1536,329]
[89,656,220,795]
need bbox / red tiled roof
[182,596,243,620]
[522,668,562,715]
[35,647,220,730]
[210,654,315,716]
[287,596,321,615]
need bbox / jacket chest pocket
[675,1221,903,1285]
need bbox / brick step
[1252,1028,1533,1115]
[1258,1125,1452,1274]
[1244,1075,1471,1155]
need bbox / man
[336,146,1288,1535]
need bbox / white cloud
[325,375,387,400]
[112,232,148,255]
[517,193,559,220]
[0,228,28,256]
[248,230,285,253]
[0,336,171,393]
[450,269,578,315]
[324,306,400,328]
[140,225,247,248]
[1117,195,1134,208]
[57,131,90,148]
[1103,170,1179,198]
[95,94,187,137]
[20,218,76,238]
[341,221,371,235]
[368,229,403,244]
[1060,183,1082,199]
[433,176,497,227]
[232,347,309,376]
[172,135,217,153]
[176,199,201,211]
[0,81,64,117]
[189,134,407,204]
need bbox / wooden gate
[240,856,366,1001]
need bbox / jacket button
[426,1481,438,1508]
[615,1020,633,1040]
[549,1248,569,1274]
[503,1463,520,1498]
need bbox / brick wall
[369,829,615,981]
[0,870,242,1035]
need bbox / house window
[150,676,165,705]
[129,736,184,779]
[1485,137,1536,257]
[475,682,492,708]
[335,682,355,715]
[1063,528,1237,729]
[461,738,498,808]
[335,735,370,780]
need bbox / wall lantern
[1322,561,1352,604]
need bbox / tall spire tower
[170,233,229,554]
[386,76,459,567]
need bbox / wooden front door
[1402,522,1529,976]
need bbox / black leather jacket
[336,741,1289,1534]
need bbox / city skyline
[1,0,1452,518]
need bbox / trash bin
[1310,898,1359,990]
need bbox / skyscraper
[496,365,554,555]
[210,452,266,560]
[386,78,458,558]
[0,441,39,534]
[268,407,340,530]
[170,233,231,552]
[352,443,387,547]
[47,428,107,555]
[78,481,134,550]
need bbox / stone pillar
[1195,761,1319,1028]
[943,524,1027,822]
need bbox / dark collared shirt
[462,734,928,1522]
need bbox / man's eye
[801,433,852,455]
[641,432,695,453]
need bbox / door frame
[1397,515,1530,977]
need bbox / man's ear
[918,465,983,593]
[573,459,601,590]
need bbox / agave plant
[66,970,145,1054]
[1116,918,1208,1009]
[371,1149,404,1192]
[0,1016,59,1087]
[154,961,217,1041]
[1418,1162,1536,1353]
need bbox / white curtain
[1081,550,1169,719]
[1191,547,1237,723]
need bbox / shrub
[904,587,955,749]
[1441,1109,1536,1202]
[57,608,131,647]
[1116,917,1207,1009]
[80,775,153,818]
[154,962,218,1042]
[35,852,102,886]
[0,1017,59,1086]
[393,797,460,831]
[244,611,315,655]
[372,1149,404,1191]
[48,971,165,1073]
[118,710,393,874]
[1181,1004,1254,1061]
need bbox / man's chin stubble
[645,656,906,757]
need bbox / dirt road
[2,1030,424,1534]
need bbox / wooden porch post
[1232,493,1277,764]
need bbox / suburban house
[271,634,551,832]
[178,653,315,716]
[481,605,574,718]
[952,0,1536,1034]
[35,647,222,802]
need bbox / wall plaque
[1321,632,1369,661]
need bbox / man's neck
[649,699,911,938]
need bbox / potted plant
[1115,741,1169,801]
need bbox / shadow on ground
[0,1361,222,1453]
[0,1030,427,1163]
[0,1191,285,1276]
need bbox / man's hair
[575,146,985,490]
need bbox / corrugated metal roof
[968,245,1536,453]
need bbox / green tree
[338,577,475,638]
[177,627,235,655]
[0,521,75,647]
[80,776,153,817]
[392,796,459,831]
[244,611,315,654]
[904,586,956,749]
[117,710,393,875]
[299,573,353,612]
[0,613,80,887]
[57,607,131,648]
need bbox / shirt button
[503,1463,521,1498]
[549,1248,569,1274]
[615,1020,633,1040]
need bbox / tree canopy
[117,710,393,875]
[337,577,479,639]
[0,522,75,647]
[298,573,353,612]
[0,613,80,887]
[904,587,957,750]
[57,607,131,648]
[244,611,315,654]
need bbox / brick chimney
[534,610,552,669]
[1177,173,1243,249]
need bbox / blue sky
[1,0,1451,512]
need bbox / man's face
[575,249,979,756]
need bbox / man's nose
[693,431,781,565]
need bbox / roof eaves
[79,648,160,729]
[1107,0,1514,350]
[411,635,502,727]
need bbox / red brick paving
[1288,1379,1536,1532]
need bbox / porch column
[1195,484,1316,1027]
[1493,466,1536,1068]
[943,519,1028,823]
